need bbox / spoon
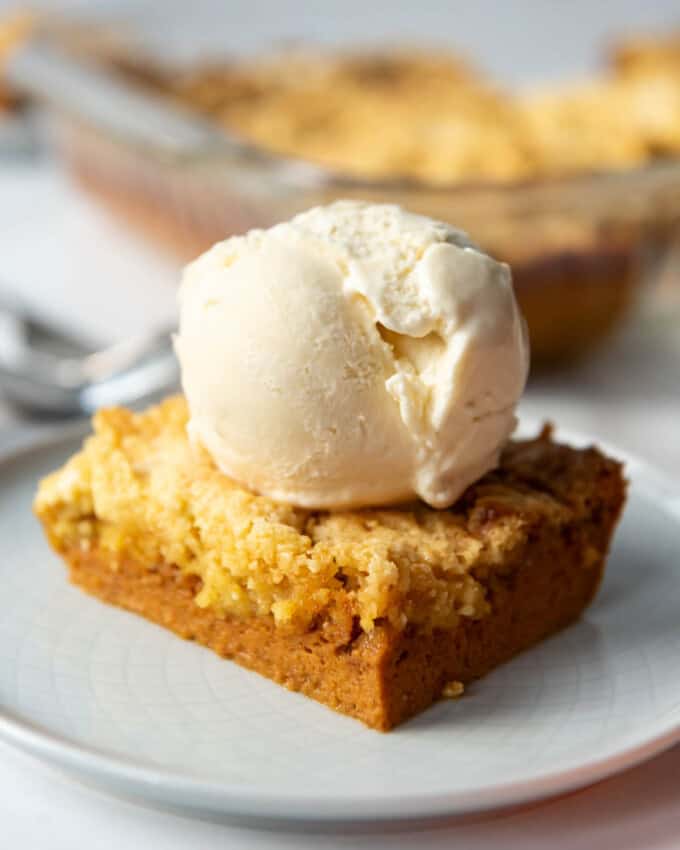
[0,298,178,416]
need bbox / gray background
[3,0,680,83]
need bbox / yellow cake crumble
[34,394,627,729]
[35,396,574,634]
[441,680,465,699]
[171,47,680,184]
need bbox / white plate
[0,427,679,824]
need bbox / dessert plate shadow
[0,424,679,824]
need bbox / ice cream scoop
[175,201,529,509]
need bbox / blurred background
[0,0,679,469]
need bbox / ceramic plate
[0,426,679,824]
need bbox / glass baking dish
[56,113,680,366]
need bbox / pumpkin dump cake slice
[34,396,626,731]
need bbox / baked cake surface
[35,396,626,730]
[170,48,680,183]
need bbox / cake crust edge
[56,465,624,731]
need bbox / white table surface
[1,157,679,848]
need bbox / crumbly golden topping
[35,396,617,634]
[611,32,680,77]
[169,46,680,184]
[441,680,465,699]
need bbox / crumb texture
[171,48,680,183]
[36,398,624,638]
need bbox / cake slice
[35,396,626,731]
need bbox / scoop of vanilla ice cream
[175,201,529,509]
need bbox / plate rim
[1,422,679,822]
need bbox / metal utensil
[4,31,323,186]
[0,298,178,416]
[5,35,240,159]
